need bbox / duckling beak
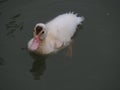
[30,35,41,51]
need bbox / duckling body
[28,13,84,55]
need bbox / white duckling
[28,12,84,55]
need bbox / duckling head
[28,23,47,51]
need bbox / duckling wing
[46,13,84,42]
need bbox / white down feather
[28,12,84,54]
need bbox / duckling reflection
[29,53,47,80]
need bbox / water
[0,0,120,90]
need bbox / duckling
[28,12,84,55]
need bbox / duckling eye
[41,31,44,34]
[36,26,43,35]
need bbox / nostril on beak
[35,26,43,35]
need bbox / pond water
[0,0,120,90]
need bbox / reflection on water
[6,13,24,37]
[29,53,47,80]
[10,13,21,19]
[0,57,5,65]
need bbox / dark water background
[0,0,120,90]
